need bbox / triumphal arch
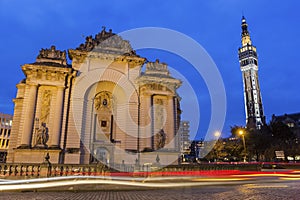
[7,28,182,167]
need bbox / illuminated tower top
[241,16,252,46]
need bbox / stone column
[168,96,175,148]
[50,86,65,148]
[173,97,179,150]
[150,95,154,149]
[144,95,152,149]
[20,84,38,148]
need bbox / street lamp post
[214,131,221,162]
[239,130,247,162]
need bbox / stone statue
[76,26,135,55]
[156,129,166,149]
[35,122,49,147]
[36,45,67,66]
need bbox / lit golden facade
[7,28,181,165]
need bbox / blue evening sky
[0,0,299,139]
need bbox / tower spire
[241,16,252,46]
[238,16,265,129]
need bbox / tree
[223,138,244,161]
[204,140,226,162]
[246,126,272,161]
[230,121,300,161]
[269,120,299,160]
[204,138,244,162]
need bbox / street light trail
[1,172,300,191]
[0,176,249,191]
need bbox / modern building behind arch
[0,113,13,163]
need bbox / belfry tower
[238,16,265,129]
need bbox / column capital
[56,86,66,90]
[27,83,39,88]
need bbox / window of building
[5,119,9,126]
[257,124,262,130]
[7,129,10,137]
[287,123,295,128]
[0,128,2,136]
[6,140,9,148]
[101,121,107,127]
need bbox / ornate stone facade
[7,28,181,166]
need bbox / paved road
[1,181,299,200]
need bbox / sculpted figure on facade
[36,45,67,65]
[156,129,166,149]
[40,90,51,124]
[35,122,49,147]
[154,98,165,130]
[94,92,112,111]
[77,27,134,55]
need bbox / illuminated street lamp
[239,130,247,162]
[213,131,221,162]
[214,131,221,139]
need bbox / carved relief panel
[32,88,52,148]
[94,91,114,141]
[154,98,165,130]
[153,97,167,149]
